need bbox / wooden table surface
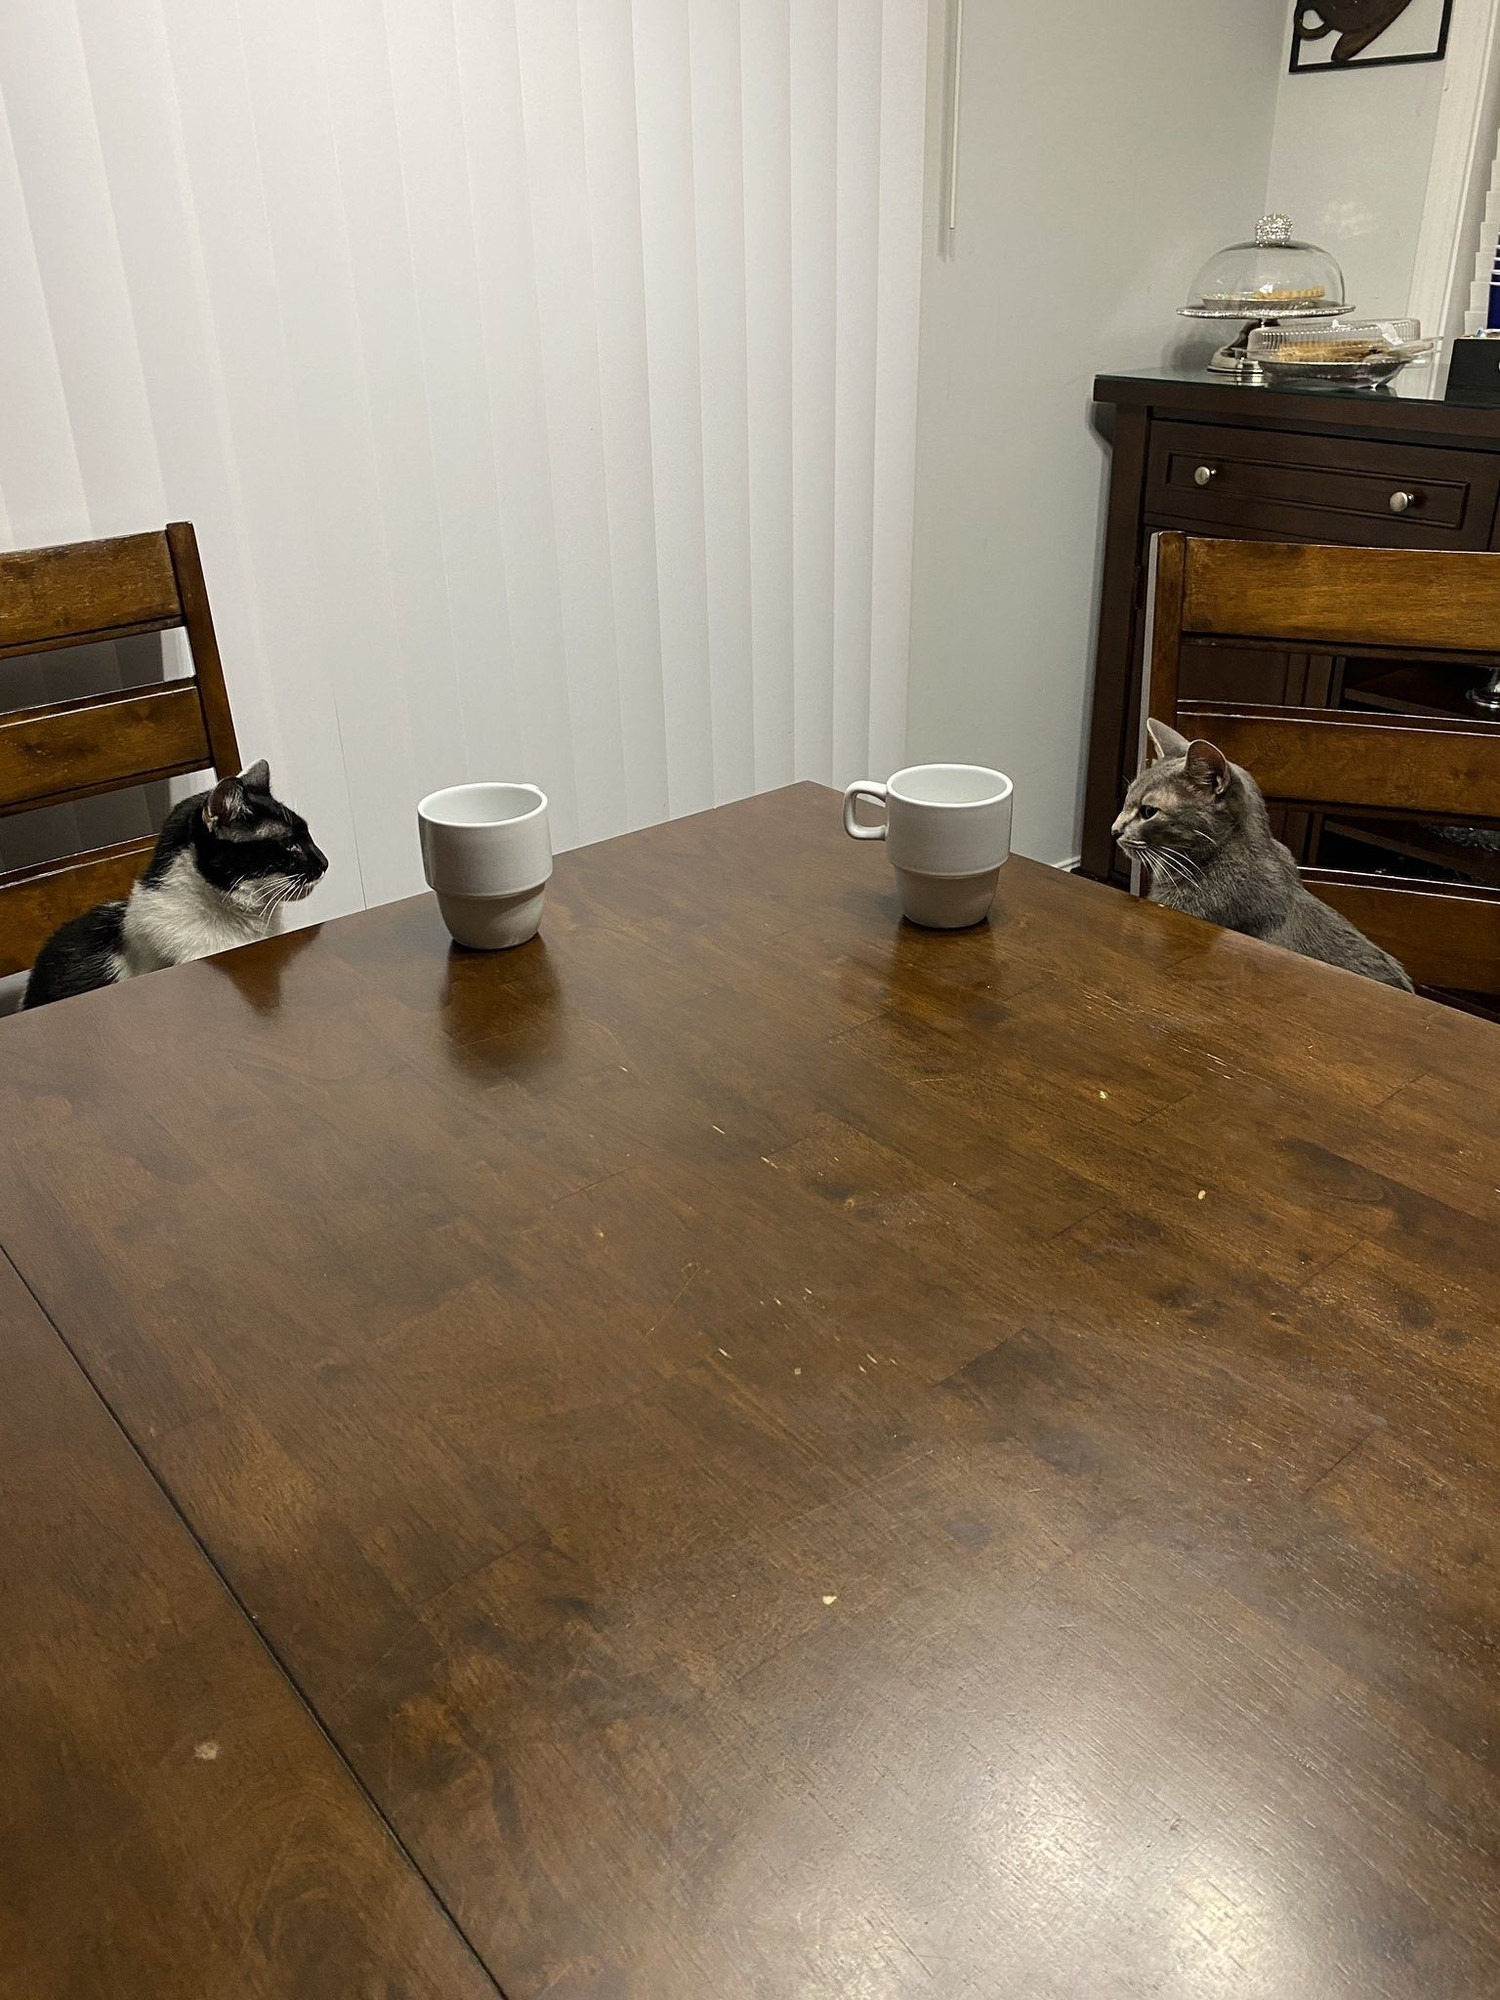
[3,782,1499,1999]
[0,1250,495,2000]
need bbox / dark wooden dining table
[3,782,1498,2000]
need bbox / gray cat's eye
[1138,804,1159,819]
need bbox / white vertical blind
[0,0,926,917]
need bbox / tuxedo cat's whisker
[251,877,293,914]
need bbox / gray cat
[1112,719,1413,991]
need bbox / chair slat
[1175,703,1500,819]
[1181,538,1500,652]
[1305,871,1500,995]
[0,683,211,816]
[0,533,179,651]
[0,836,156,980]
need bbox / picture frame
[1289,0,1454,72]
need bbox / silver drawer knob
[1193,464,1217,487]
[1389,489,1417,514]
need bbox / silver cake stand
[1179,299,1351,380]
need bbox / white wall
[1265,8,1446,318]
[0,0,927,925]
[905,1,1286,865]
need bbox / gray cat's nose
[1111,809,1130,839]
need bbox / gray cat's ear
[204,774,251,828]
[239,758,271,793]
[1185,739,1230,795]
[1146,718,1190,761]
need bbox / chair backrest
[0,523,240,978]
[1144,533,1500,997]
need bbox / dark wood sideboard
[1084,367,1500,1012]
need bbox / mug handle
[843,781,888,841]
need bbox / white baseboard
[1053,854,1082,873]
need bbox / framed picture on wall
[1289,0,1453,71]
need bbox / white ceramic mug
[418,782,552,950]
[843,763,1013,928]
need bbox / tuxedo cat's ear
[204,774,251,828]
[239,758,271,793]
[1185,739,1230,795]
[1146,718,1190,761]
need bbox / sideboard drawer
[1146,421,1500,548]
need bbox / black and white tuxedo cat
[23,761,327,1009]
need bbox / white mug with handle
[843,763,1014,928]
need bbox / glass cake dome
[1183,214,1348,319]
[1180,215,1350,376]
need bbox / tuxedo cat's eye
[1138,804,1159,820]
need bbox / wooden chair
[0,524,240,978]
[1144,532,1500,997]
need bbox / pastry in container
[1247,320,1435,385]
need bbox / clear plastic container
[1247,320,1435,385]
